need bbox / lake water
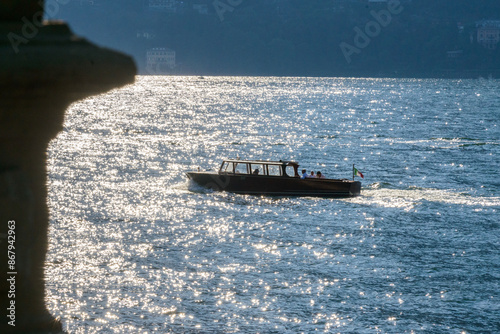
[46,76,500,333]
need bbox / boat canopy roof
[222,159,299,166]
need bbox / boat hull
[186,172,361,198]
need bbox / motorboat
[186,159,361,197]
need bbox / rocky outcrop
[0,1,136,332]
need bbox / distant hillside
[54,0,500,78]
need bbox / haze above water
[47,76,499,333]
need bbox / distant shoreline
[137,69,500,80]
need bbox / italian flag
[354,167,364,179]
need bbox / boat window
[250,164,264,175]
[234,163,249,174]
[267,165,282,176]
[285,165,296,177]
[222,162,234,173]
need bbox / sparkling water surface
[47,76,500,333]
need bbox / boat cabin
[219,160,300,178]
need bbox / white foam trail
[352,187,500,210]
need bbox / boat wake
[351,183,500,211]
[186,179,216,194]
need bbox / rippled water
[46,76,500,333]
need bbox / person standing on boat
[301,169,308,179]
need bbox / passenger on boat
[316,171,325,179]
[310,171,315,178]
[253,168,260,175]
[300,169,308,179]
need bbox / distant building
[77,0,104,5]
[447,50,463,59]
[476,20,500,50]
[146,48,176,74]
[193,4,209,15]
[136,30,156,40]
[148,0,178,12]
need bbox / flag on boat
[354,167,364,179]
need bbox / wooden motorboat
[186,159,361,198]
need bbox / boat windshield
[221,161,234,173]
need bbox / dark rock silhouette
[0,0,43,21]
[0,1,136,332]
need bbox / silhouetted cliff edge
[0,1,136,332]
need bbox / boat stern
[349,181,362,197]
